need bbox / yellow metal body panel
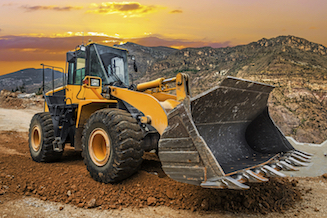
[147,92,177,101]
[66,76,117,128]
[136,73,190,102]
[43,76,117,128]
[159,99,180,111]
[75,99,117,128]
[66,77,103,104]
[137,78,164,91]
[176,73,190,101]
[110,87,168,135]
[44,101,49,112]
[45,86,66,96]
[44,84,104,109]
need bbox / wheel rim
[31,125,41,152]
[88,128,111,167]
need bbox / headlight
[90,78,100,87]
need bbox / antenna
[82,31,84,45]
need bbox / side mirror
[66,51,76,63]
[132,55,138,72]
[133,62,138,72]
[128,55,138,72]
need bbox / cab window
[67,57,85,85]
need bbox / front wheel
[82,109,144,183]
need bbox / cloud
[22,5,83,12]
[169,9,183,14]
[0,34,232,62]
[2,3,16,6]
[87,2,160,17]
[0,35,85,62]
[131,36,231,49]
[0,35,126,62]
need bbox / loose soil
[0,93,44,110]
[0,131,300,213]
[0,131,327,218]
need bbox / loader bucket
[158,77,311,189]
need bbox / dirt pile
[0,90,44,109]
[0,131,304,214]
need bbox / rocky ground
[0,130,327,218]
[0,89,326,218]
[0,90,44,110]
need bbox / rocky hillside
[2,36,326,143]
[133,36,327,143]
[0,68,64,93]
[115,42,177,81]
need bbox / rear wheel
[28,112,63,162]
[82,108,144,183]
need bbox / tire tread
[82,108,144,183]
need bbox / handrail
[40,64,65,96]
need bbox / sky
[0,0,326,75]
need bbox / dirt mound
[0,131,303,214]
[0,90,44,109]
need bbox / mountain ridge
[0,68,64,93]
[133,35,327,143]
[2,35,326,143]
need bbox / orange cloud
[87,2,160,17]
[131,36,231,48]
[22,5,83,12]
[0,34,232,75]
[169,9,183,14]
[2,3,16,6]
[0,34,231,62]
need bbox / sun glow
[0,0,326,76]
[87,2,164,17]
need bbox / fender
[110,87,168,135]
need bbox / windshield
[87,44,129,85]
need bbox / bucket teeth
[243,170,269,183]
[295,149,313,157]
[200,181,224,189]
[290,153,311,163]
[294,150,313,159]
[221,177,250,189]
[207,176,222,182]
[277,161,299,171]
[201,177,249,189]
[262,165,286,177]
[285,157,309,167]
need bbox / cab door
[66,57,86,104]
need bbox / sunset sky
[0,0,326,75]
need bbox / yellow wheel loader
[28,43,312,189]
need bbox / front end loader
[28,42,312,189]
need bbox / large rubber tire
[28,112,63,162]
[82,108,144,183]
